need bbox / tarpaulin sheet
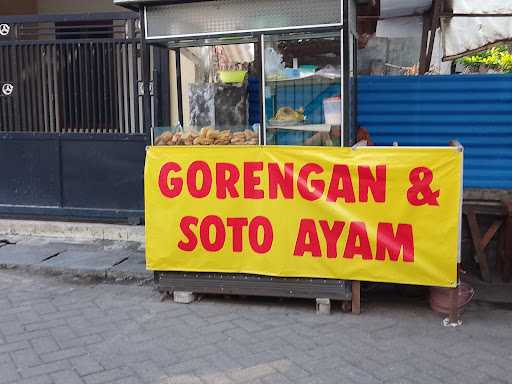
[443,0,512,60]
[380,0,431,17]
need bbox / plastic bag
[264,48,285,78]
[316,65,341,79]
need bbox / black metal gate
[0,12,155,222]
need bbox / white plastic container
[323,96,342,125]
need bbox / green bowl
[219,70,247,83]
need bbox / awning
[380,0,431,17]
[442,0,512,60]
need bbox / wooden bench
[463,200,511,282]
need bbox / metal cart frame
[116,0,361,313]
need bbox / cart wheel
[341,300,352,313]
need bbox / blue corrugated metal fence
[358,74,512,189]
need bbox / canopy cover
[380,0,431,17]
[442,0,512,60]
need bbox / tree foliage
[460,44,512,72]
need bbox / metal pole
[443,266,462,327]
[139,7,152,139]
[175,48,184,126]
[448,286,458,323]
[260,34,266,146]
[342,0,350,147]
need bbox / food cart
[116,0,362,313]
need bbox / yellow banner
[145,146,462,287]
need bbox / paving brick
[41,347,87,363]
[0,361,20,384]
[197,321,237,335]
[50,326,77,342]
[201,313,241,325]
[232,319,265,333]
[127,360,164,382]
[6,375,53,384]
[477,363,512,381]
[25,319,67,332]
[372,361,419,381]
[0,353,11,364]
[51,370,85,384]
[83,367,132,384]
[165,358,212,376]
[227,363,276,382]
[30,336,60,354]
[199,373,234,384]
[58,334,103,349]
[11,348,42,368]
[32,303,58,316]
[40,309,85,323]
[15,311,42,325]
[0,322,25,336]
[272,360,310,381]
[6,330,51,344]
[20,360,70,378]
[0,341,29,354]
[261,373,294,384]
[161,375,203,384]
[177,314,210,329]
[69,355,104,376]
[0,306,32,317]
[110,376,142,384]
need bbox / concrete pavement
[0,220,144,243]
[0,235,150,282]
[1,269,512,384]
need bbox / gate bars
[0,12,143,134]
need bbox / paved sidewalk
[1,235,512,383]
[0,220,144,243]
[1,269,512,384]
[0,235,150,282]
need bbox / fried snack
[274,107,304,121]
[155,128,260,146]
[154,136,163,146]
[230,137,245,144]
[244,129,257,140]
[232,132,246,139]
[155,131,173,146]
[183,137,194,145]
[217,130,231,140]
[193,137,214,145]
[170,132,182,145]
[200,127,209,138]
[206,129,220,140]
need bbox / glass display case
[153,41,260,146]
[115,0,358,147]
[263,33,342,146]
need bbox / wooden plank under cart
[155,272,360,314]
